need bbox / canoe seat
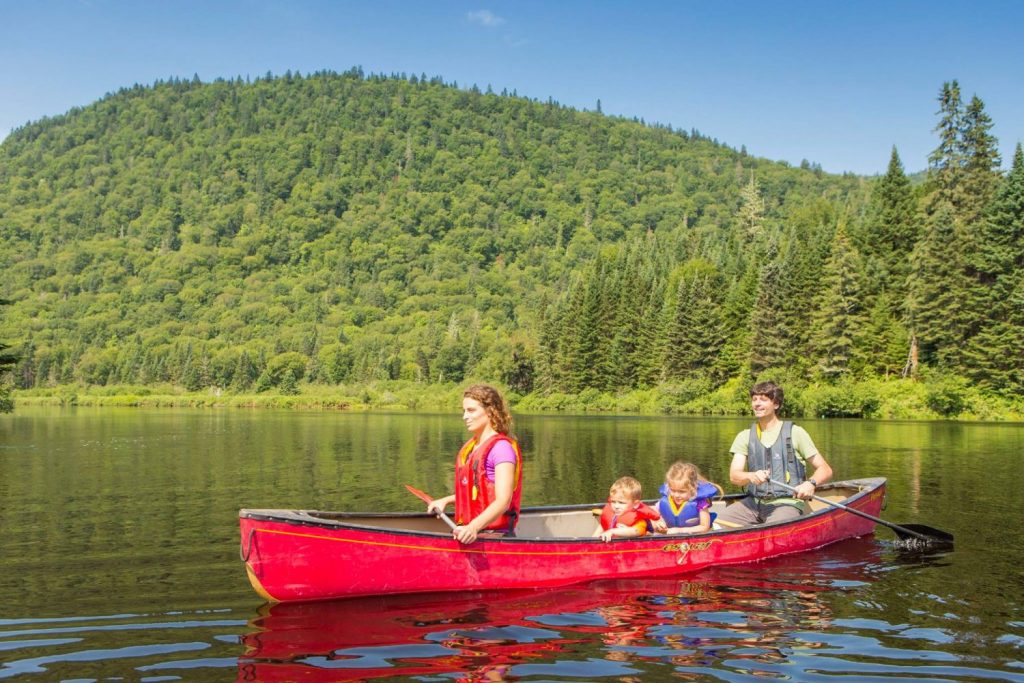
[516,509,606,539]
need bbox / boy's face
[608,493,635,515]
[751,393,779,419]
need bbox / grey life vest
[746,421,806,500]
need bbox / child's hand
[599,529,614,542]
[652,518,667,533]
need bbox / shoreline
[9,378,1024,421]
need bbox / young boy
[598,476,661,542]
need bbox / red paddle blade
[404,484,434,504]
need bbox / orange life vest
[454,433,523,533]
[599,501,661,535]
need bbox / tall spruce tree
[964,144,1024,393]
[811,224,866,380]
[633,275,668,388]
[747,241,793,378]
[717,260,758,380]
[606,248,645,390]
[565,259,614,392]
[858,291,910,378]
[907,203,970,369]
[664,266,727,383]
[926,80,965,215]
[859,147,920,290]
[959,94,1002,228]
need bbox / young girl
[598,476,661,542]
[652,462,719,534]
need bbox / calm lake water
[1,406,1022,681]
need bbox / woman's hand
[453,524,478,544]
[427,494,454,516]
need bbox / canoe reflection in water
[237,539,880,682]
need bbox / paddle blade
[894,523,954,546]
[404,484,434,505]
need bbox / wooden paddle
[769,479,953,546]
[404,484,458,531]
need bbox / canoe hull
[240,477,886,602]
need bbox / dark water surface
[0,407,1021,681]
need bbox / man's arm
[792,452,833,499]
[728,452,769,487]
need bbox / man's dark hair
[750,381,783,410]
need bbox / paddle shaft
[404,484,459,531]
[768,479,941,543]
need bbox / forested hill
[1,72,1020,416]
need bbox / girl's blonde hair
[609,475,642,501]
[463,383,513,435]
[665,461,700,499]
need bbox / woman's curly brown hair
[463,384,513,435]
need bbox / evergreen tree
[605,251,644,390]
[907,204,969,369]
[737,173,766,241]
[565,262,612,392]
[857,291,910,378]
[747,242,792,378]
[774,221,829,375]
[14,338,36,389]
[664,267,727,382]
[633,275,668,388]
[717,261,758,380]
[964,144,1024,392]
[0,300,17,412]
[859,147,920,290]
[926,80,964,215]
[959,94,1001,228]
[534,296,566,392]
[811,224,866,380]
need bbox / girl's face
[666,481,692,504]
[462,397,491,434]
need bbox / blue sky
[2,0,1022,175]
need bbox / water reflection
[237,540,883,681]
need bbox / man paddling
[717,381,833,526]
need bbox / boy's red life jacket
[599,501,661,534]
[454,433,523,533]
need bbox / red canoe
[239,477,886,603]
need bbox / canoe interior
[242,481,868,540]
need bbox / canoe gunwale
[239,477,885,543]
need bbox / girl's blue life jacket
[658,480,719,528]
